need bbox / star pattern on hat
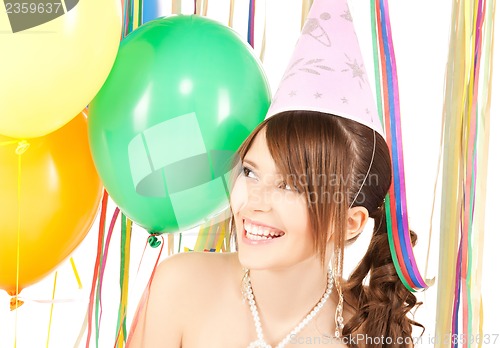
[302,13,332,47]
[342,54,366,88]
[283,58,335,81]
[341,8,353,22]
[314,92,323,99]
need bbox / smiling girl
[127,0,424,346]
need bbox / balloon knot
[9,296,24,311]
[15,140,30,155]
[148,234,162,248]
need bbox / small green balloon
[88,15,271,234]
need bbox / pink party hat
[266,0,384,136]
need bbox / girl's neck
[242,256,334,324]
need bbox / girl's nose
[244,181,273,213]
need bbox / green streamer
[385,198,415,293]
[370,0,384,130]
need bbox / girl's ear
[346,206,369,241]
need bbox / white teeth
[243,220,285,240]
[247,233,271,241]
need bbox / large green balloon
[88,15,270,234]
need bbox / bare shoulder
[151,251,240,308]
[127,252,240,348]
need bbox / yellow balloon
[0,0,122,139]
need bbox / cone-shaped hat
[266,0,383,136]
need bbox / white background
[0,0,499,347]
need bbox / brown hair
[232,110,422,347]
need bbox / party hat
[266,0,383,136]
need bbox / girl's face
[231,129,317,270]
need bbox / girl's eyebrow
[243,158,259,169]
[243,158,283,179]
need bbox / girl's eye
[243,166,257,179]
[278,181,293,191]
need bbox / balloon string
[12,140,29,347]
[95,207,121,341]
[70,257,83,289]
[14,148,20,348]
[120,235,164,347]
[86,191,108,348]
[45,271,58,348]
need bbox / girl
[127,111,422,348]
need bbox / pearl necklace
[244,269,334,348]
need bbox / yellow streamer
[45,272,58,348]
[434,0,464,344]
[215,221,226,252]
[434,0,494,345]
[167,233,175,256]
[73,308,89,348]
[133,0,139,29]
[116,218,132,348]
[300,0,313,29]
[259,1,267,62]
[195,0,202,15]
[478,297,484,348]
[171,0,181,14]
[70,257,83,289]
[228,0,234,27]
[202,0,208,16]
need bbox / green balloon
[88,15,271,234]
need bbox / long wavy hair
[232,111,422,347]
